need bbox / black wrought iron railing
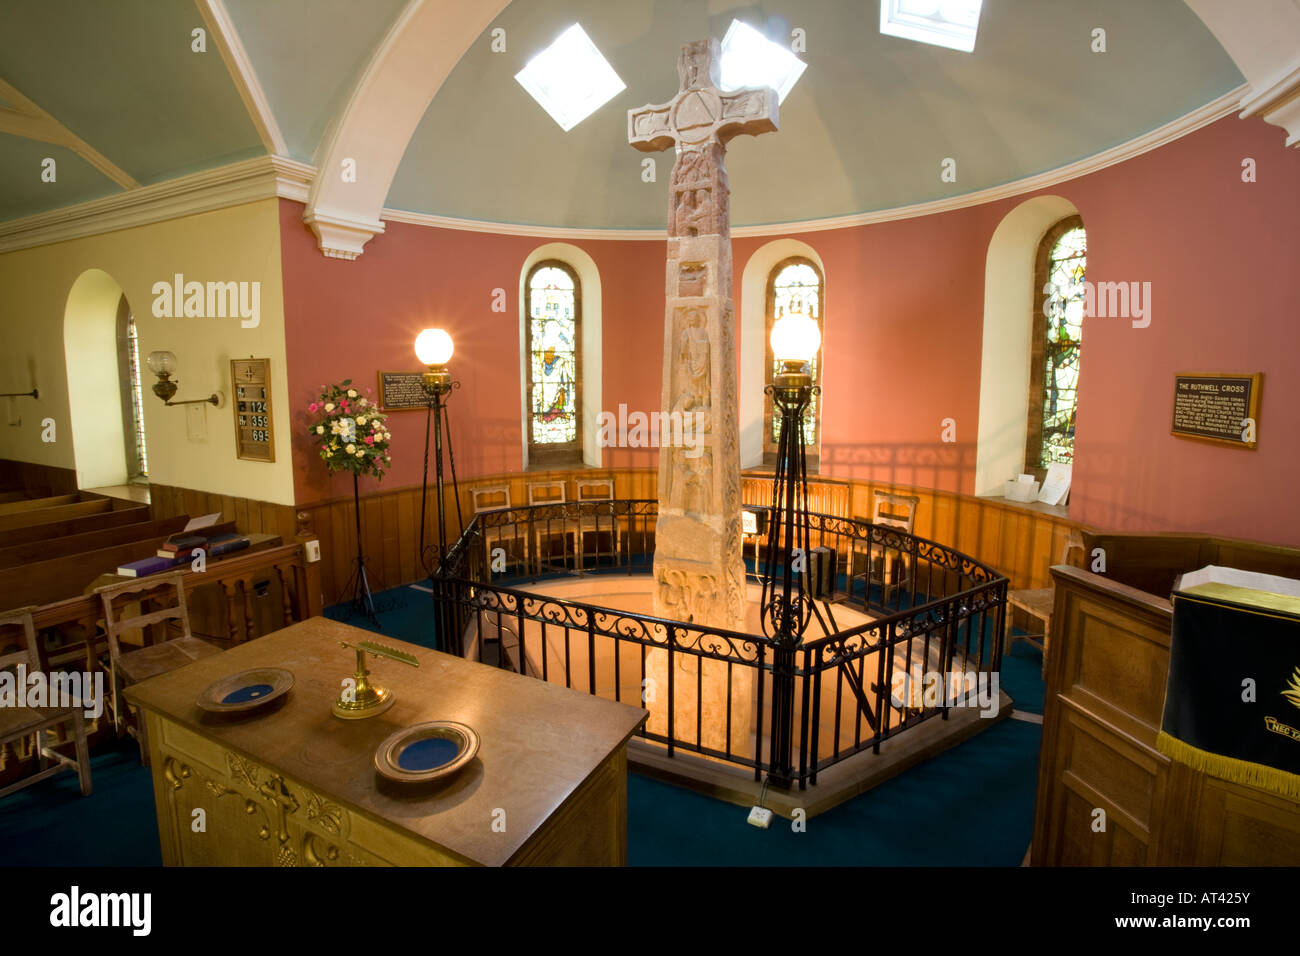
[437,498,1007,789]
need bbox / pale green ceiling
[0,133,120,222]
[0,0,264,219]
[0,0,1248,230]
[389,0,1245,228]
[223,0,409,163]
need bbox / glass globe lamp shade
[146,350,178,377]
[414,328,454,367]
[769,313,821,364]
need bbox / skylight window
[879,0,983,53]
[719,20,807,103]
[515,24,626,131]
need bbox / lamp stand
[759,362,820,788]
[419,369,463,654]
[337,470,381,628]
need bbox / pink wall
[279,113,1300,545]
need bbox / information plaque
[377,371,431,411]
[1171,372,1261,449]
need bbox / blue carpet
[0,585,1046,866]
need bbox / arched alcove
[517,243,603,468]
[974,195,1081,496]
[739,239,826,470]
[63,268,130,489]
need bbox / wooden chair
[96,572,221,762]
[0,606,92,798]
[1002,531,1085,677]
[850,492,920,603]
[527,480,572,571]
[574,479,618,569]
[471,485,525,573]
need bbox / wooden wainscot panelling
[293,467,1083,607]
[296,468,660,605]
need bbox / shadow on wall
[819,441,977,495]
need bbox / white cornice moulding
[1237,58,1300,147]
[381,86,1248,241]
[303,207,386,260]
[0,84,1249,256]
[0,155,315,254]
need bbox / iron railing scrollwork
[437,497,1007,789]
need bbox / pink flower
[365,436,374,445]
[308,402,319,412]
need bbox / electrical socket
[747,806,772,829]
[304,540,321,563]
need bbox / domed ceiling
[387,0,1243,229]
[0,0,1247,230]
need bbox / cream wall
[0,198,295,505]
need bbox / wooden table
[124,617,648,866]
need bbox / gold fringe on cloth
[1157,730,1300,801]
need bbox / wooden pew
[0,499,111,533]
[0,521,245,607]
[0,503,151,549]
[0,493,80,515]
[0,536,322,791]
[0,516,192,570]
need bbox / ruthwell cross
[628,37,777,741]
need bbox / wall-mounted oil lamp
[146,351,223,407]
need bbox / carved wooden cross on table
[628,38,778,239]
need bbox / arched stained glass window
[1027,218,1085,472]
[765,258,824,458]
[525,260,582,463]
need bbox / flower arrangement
[305,379,392,479]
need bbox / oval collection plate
[197,667,294,714]
[374,720,480,784]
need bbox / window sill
[976,494,1070,520]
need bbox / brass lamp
[146,350,223,407]
[414,327,462,654]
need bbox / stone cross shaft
[629,38,778,638]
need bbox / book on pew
[116,555,180,578]
[160,534,208,553]
[156,534,250,561]
[207,533,250,557]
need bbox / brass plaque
[1171,372,1261,449]
[377,371,430,411]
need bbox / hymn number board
[232,358,275,462]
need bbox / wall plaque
[1171,372,1261,449]
[377,371,431,411]
[231,358,275,462]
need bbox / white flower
[355,450,364,457]
[356,416,367,425]
[316,425,324,434]
[345,443,356,454]
[324,402,335,412]
[359,397,368,407]
[347,389,358,398]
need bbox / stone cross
[630,39,778,750]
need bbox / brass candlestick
[331,639,419,720]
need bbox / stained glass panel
[528,265,579,446]
[770,262,822,446]
[1040,227,1085,465]
[126,314,148,477]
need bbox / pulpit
[124,617,648,866]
